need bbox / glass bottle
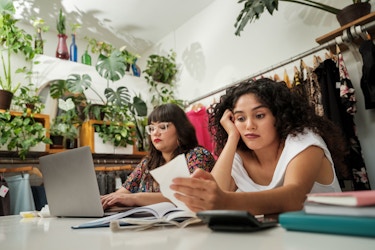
[81,50,92,66]
[56,34,69,60]
[35,28,44,54]
[131,59,141,77]
[70,34,78,62]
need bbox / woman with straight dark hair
[101,103,215,208]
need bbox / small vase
[81,50,92,65]
[34,28,44,54]
[70,34,78,62]
[56,34,69,60]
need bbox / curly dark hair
[146,103,198,170]
[208,78,347,177]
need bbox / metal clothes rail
[185,20,375,106]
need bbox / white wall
[140,0,375,189]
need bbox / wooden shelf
[316,12,375,52]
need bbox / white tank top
[232,130,342,193]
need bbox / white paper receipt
[150,154,191,211]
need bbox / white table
[0,215,374,250]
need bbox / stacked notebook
[279,190,375,237]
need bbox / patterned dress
[123,146,216,193]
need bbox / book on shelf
[279,210,375,238]
[71,202,199,230]
[306,190,375,207]
[304,202,375,217]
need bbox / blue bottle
[70,34,78,62]
[131,59,141,77]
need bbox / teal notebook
[279,210,375,238]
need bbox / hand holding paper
[150,154,191,212]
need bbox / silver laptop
[39,146,105,217]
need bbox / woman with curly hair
[171,78,347,215]
[101,103,215,209]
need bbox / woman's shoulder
[185,146,216,171]
[185,146,215,162]
[286,129,327,150]
[187,146,212,155]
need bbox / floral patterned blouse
[123,146,215,193]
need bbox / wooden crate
[80,119,146,155]
[0,111,50,152]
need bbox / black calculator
[196,210,278,232]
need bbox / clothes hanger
[283,69,292,88]
[274,73,281,82]
[191,103,204,112]
[293,66,301,86]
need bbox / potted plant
[94,104,135,148]
[56,8,69,59]
[0,0,35,109]
[31,17,49,55]
[143,50,178,85]
[86,38,139,86]
[49,97,80,149]
[235,0,371,36]
[0,108,52,160]
[84,38,148,150]
[12,83,45,114]
[143,50,183,107]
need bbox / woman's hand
[101,189,135,209]
[220,109,240,140]
[170,168,227,212]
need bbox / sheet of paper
[150,154,191,211]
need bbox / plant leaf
[96,50,126,82]
[104,86,131,106]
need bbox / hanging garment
[96,171,107,195]
[358,40,375,109]
[4,174,36,215]
[314,58,371,191]
[186,106,214,154]
[304,62,324,117]
[31,185,47,211]
[106,171,116,194]
[0,176,11,216]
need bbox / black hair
[146,103,198,170]
[208,78,347,177]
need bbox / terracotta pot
[336,2,371,26]
[0,89,14,110]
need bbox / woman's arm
[210,109,240,191]
[172,146,327,215]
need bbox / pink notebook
[306,190,375,207]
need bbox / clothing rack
[0,166,43,178]
[185,20,375,107]
[94,165,133,172]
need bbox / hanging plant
[143,50,178,85]
[235,0,370,36]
